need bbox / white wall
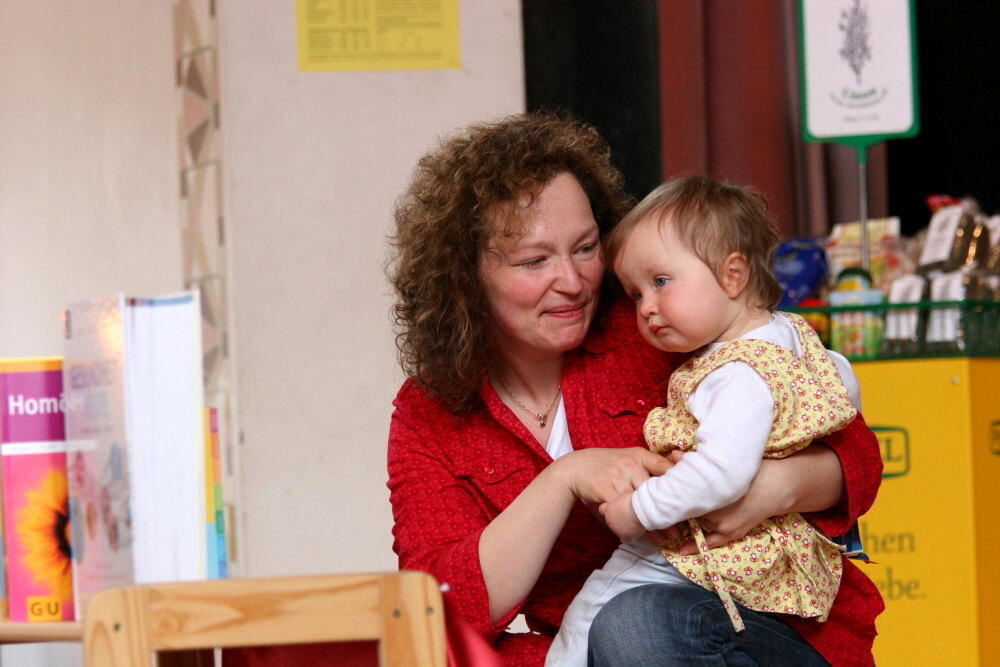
[0,1,179,664]
[220,1,525,576]
[0,2,525,662]
[0,2,182,354]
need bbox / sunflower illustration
[16,469,73,603]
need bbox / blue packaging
[772,238,829,308]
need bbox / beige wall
[0,1,179,663]
[0,1,182,355]
[0,3,524,663]
[219,1,525,576]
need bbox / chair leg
[85,587,155,667]
[379,571,446,666]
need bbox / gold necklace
[495,375,562,428]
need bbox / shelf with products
[788,299,1000,361]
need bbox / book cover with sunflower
[0,358,74,622]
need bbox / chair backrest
[83,571,446,667]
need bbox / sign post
[798,0,919,269]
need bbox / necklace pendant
[538,415,547,428]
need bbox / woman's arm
[802,411,883,533]
[388,404,672,635]
[479,447,668,622]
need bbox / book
[0,358,74,621]
[62,292,217,615]
[204,407,228,579]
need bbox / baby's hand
[599,492,646,543]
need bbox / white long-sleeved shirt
[631,313,861,531]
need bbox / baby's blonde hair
[605,175,782,310]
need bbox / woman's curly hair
[388,112,632,412]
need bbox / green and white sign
[798,0,919,150]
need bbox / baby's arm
[631,361,775,532]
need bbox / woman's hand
[479,446,671,623]
[677,444,844,554]
[554,447,673,505]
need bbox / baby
[547,176,863,665]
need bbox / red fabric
[659,0,797,232]
[222,616,505,667]
[444,595,504,667]
[657,1,890,239]
[221,608,507,667]
[387,297,884,666]
[223,642,376,666]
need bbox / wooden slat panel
[83,571,445,666]
[148,574,383,650]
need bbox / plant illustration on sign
[838,0,871,85]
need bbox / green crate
[787,300,1000,361]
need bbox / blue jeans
[587,584,829,666]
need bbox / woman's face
[479,172,604,363]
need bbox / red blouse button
[485,466,495,475]
[637,399,646,407]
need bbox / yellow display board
[853,358,1000,665]
[296,0,460,71]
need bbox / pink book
[0,358,74,622]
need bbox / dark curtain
[658,0,888,237]
[523,0,661,200]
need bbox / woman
[387,113,882,665]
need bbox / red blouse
[387,297,884,666]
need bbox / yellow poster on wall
[296,0,460,71]
[854,358,1000,665]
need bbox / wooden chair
[83,571,446,667]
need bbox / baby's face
[614,218,738,353]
